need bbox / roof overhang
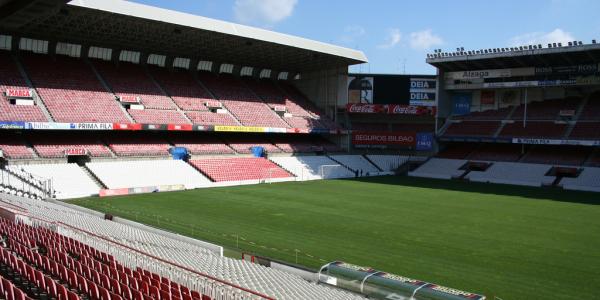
[0,0,367,73]
[427,44,600,72]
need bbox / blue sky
[132,0,600,75]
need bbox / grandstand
[408,39,600,192]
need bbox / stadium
[0,1,598,300]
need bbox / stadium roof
[0,0,368,73]
[427,43,600,72]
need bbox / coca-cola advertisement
[346,104,435,116]
[346,104,388,113]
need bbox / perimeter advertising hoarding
[352,131,416,146]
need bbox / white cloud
[339,25,366,44]
[233,0,298,26]
[409,29,443,50]
[378,28,402,49]
[509,28,575,46]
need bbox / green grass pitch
[69,176,600,300]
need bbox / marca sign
[352,131,416,146]
[64,148,88,156]
[4,89,33,99]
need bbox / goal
[319,164,343,179]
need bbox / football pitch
[69,176,600,300]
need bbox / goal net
[319,164,344,179]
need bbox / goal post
[319,164,342,179]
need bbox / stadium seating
[198,73,290,128]
[329,155,380,174]
[586,150,600,167]
[366,155,409,171]
[408,158,466,180]
[16,163,100,198]
[225,137,282,154]
[0,194,365,300]
[149,66,214,111]
[30,135,113,158]
[284,116,323,129]
[569,122,600,140]
[498,121,567,138]
[467,143,523,162]
[437,143,477,159]
[0,167,46,199]
[578,93,600,120]
[270,136,329,153]
[520,146,590,166]
[190,157,292,182]
[561,167,600,192]
[454,107,513,120]
[93,60,177,110]
[22,54,130,123]
[270,156,355,180]
[0,136,34,159]
[128,108,190,124]
[278,82,324,118]
[105,136,171,156]
[510,98,581,120]
[169,136,235,155]
[443,121,500,137]
[87,159,211,189]
[245,79,314,118]
[467,162,555,187]
[0,51,48,122]
[0,218,220,300]
[185,111,239,126]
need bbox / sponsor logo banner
[26,122,71,130]
[410,78,436,90]
[416,132,434,151]
[99,188,129,197]
[112,123,143,130]
[167,124,193,131]
[193,125,212,131]
[559,110,575,117]
[347,104,436,116]
[266,127,287,133]
[118,95,140,103]
[0,121,26,129]
[346,104,388,114]
[214,125,266,132]
[64,148,88,156]
[512,138,600,146]
[446,68,513,79]
[143,124,168,130]
[70,123,113,130]
[4,89,33,99]
[452,93,472,115]
[409,78,437,106]
[352,131,416,146]
[535,64,598,75]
